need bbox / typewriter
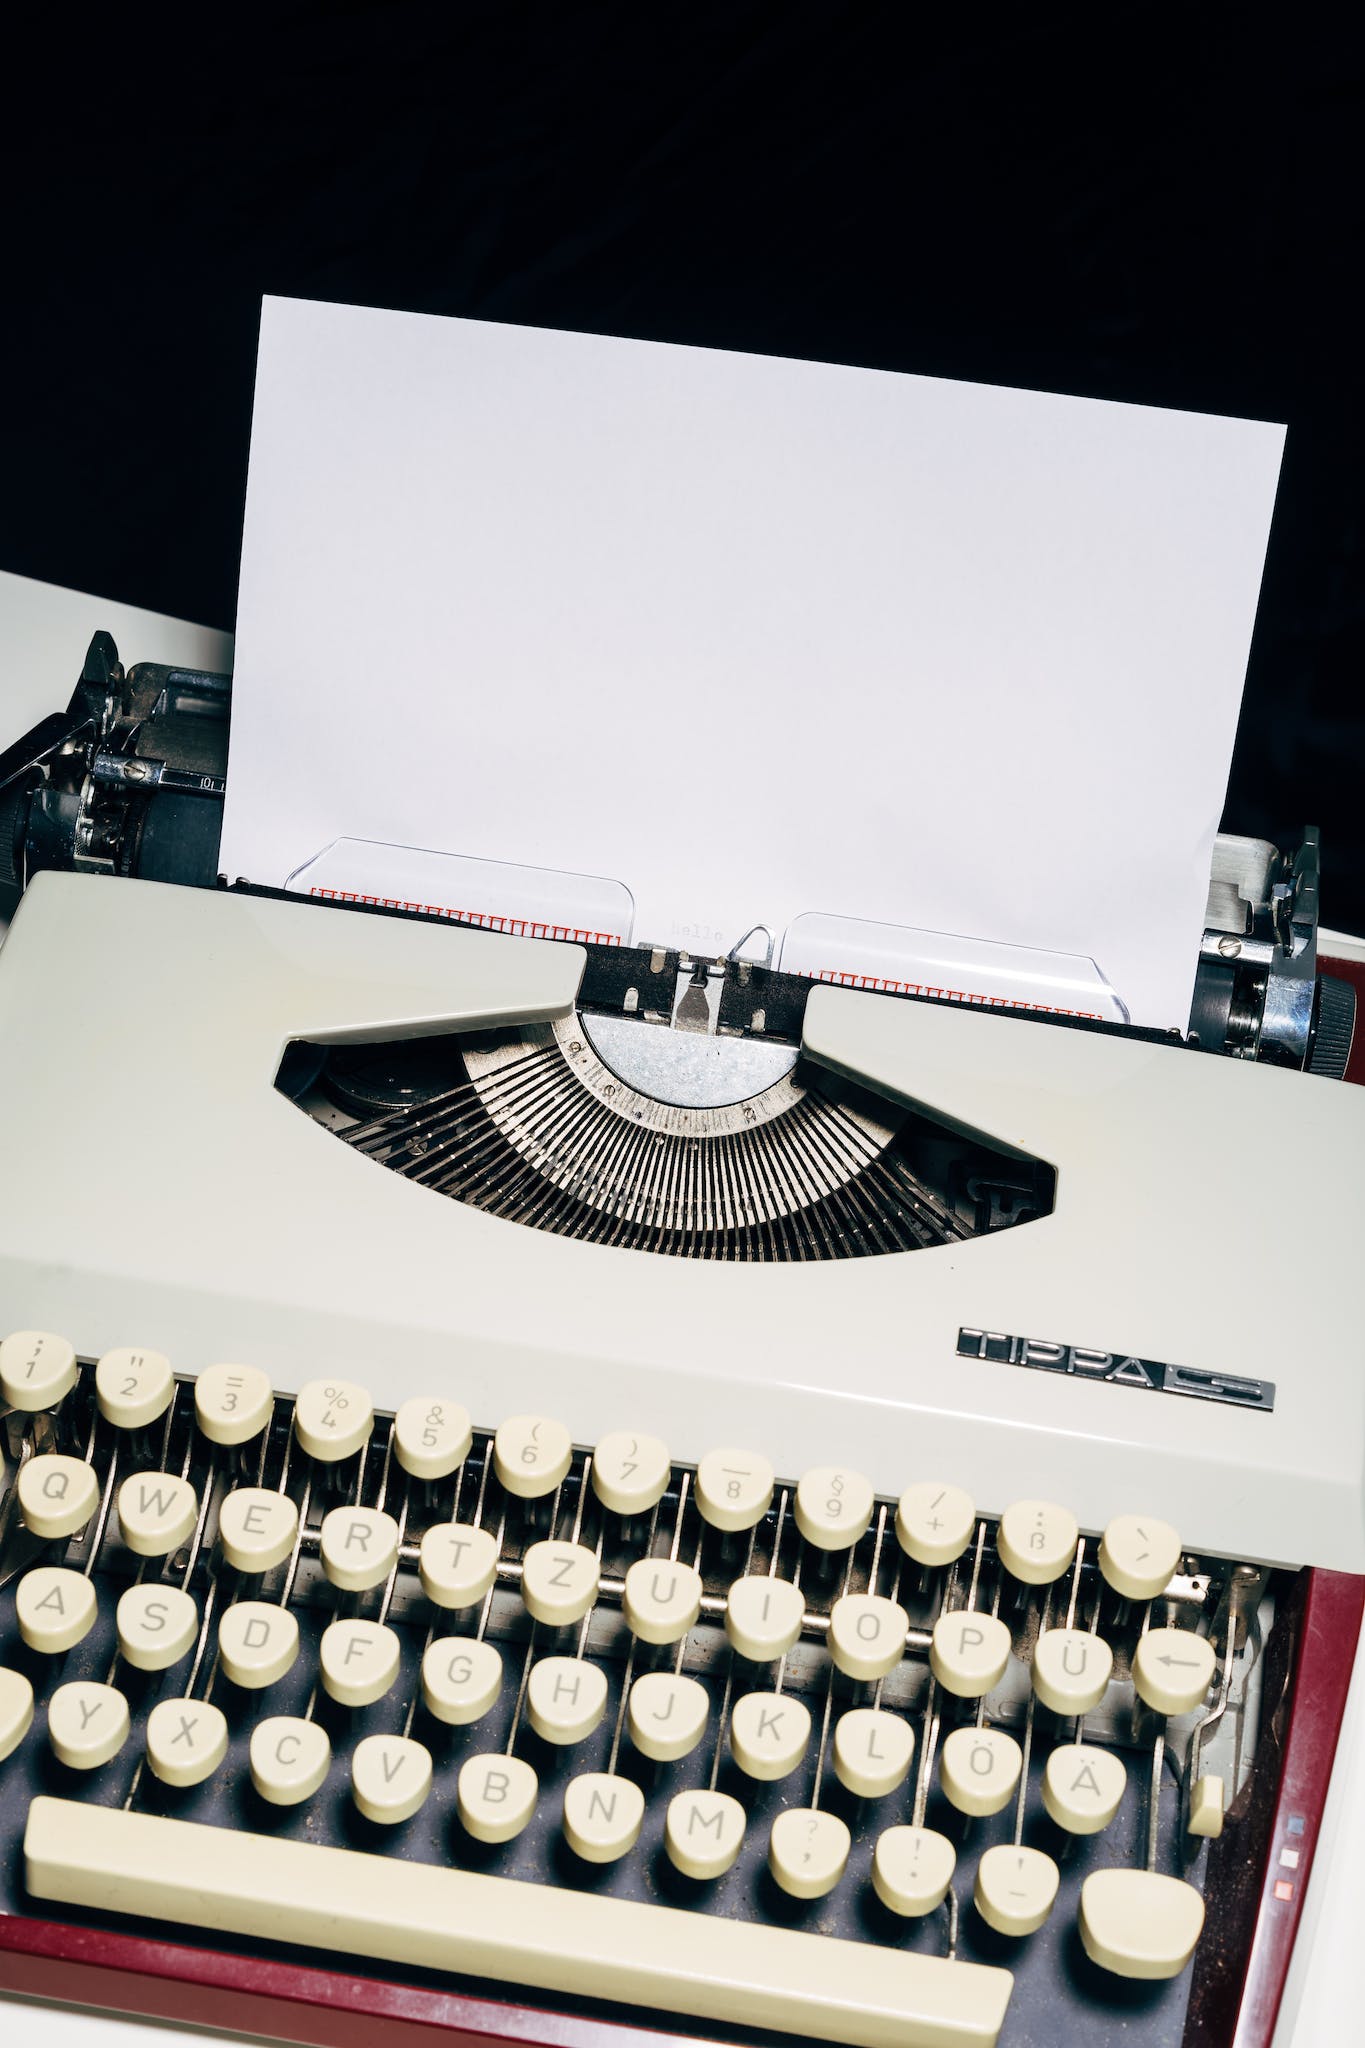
[0,624,1364,2048]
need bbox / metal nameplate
[957,1327,1276,1412]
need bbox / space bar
[26,1797,1011,2048]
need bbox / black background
[4,8,1363,928]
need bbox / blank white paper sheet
[221,296,1284,1029]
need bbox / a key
[695,1448,773,1533]
[725,1574,805,1661]
[0,1667,35,1762]
[770,1808,851,1900]
[95,1348,174,1431]
[828,1593,908,1681]
[116,1584,200,1672]
[249,1716,331,1805]
[832,1707,914,1798]
[623,1557,702,1644]
[975,1845,1060,1937]
[1078,1868,1206,1979]
[730,1690,810,1780]
[352,1734,432,1824]
[1132,1628,1216,1717]
[16,1567,97,1653]
[563,1772,645,1862]
[422,1637,503,1725]
[146,1698,228,1788]
[48,1680,130,1769]
[320,1505,399,1592]
[1098,1514,1182,1602]
[794,1464,874,1551]
[457,1752,538,1843]
[217,1600,300,1688]
[419,1521,499,1608]
[493,1414,572,1499]
[896,1482,975,1567]
[1031,1626,1113,1715]
[17,1453,99,1541]
[393,1396,471,1481]
[194,1364,273,1447]
[1,1329,78,1412]
[930,1610,1012,1698]
[217,1487,299,1574]
[940,1726,1023,1817]
[996,1499,1078,1585]
[627,1672,709,1762]
[527,1656,608,1744]
[520,1540,599,1626]
[293,1378,373,1462]
[872,1826,958,1917]
[319,1619,401,1708]
[1042,1742,1127,1834]
[117,1471,198,1558]
[1189,1773,1225,1838]
[592,1431,671,1516]
[664,1789,746,1879]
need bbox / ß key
[996,1499,1079,1585]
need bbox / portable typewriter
[1,626,1364,2048]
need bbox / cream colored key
[1188,1773,1225,1839]
[563,1772,645,1862]
[930,1610,1012,1698]
[18,1453,99,1541]
[520,1540,599,1626]
[725,1574,804,1661]
[996,1499,1078,1585]
[1042,1743,1127,1835]
[250,1716,331,1805]
[1,1330,78,1412]
[0,1666,35,1761]
[1132,1628,1216,1717]
[116,1584,199,1672]
[770,1808,851,1900]
[975,1845,1060,1937]
[895,1483,976,1567]
[217,1600,299,1688]
[352,1734,432,1824]
[457,1752,538,1843]
[48,1681,129,1769]
[872,1826,958,1917]
[1098,1514,1182,1602]
[117,1471,198,1558]
[695,1447,773,1533]
[592,1431,671,1516]
[494,1413,572,1499]
[422,1637,503,1725]
[293,1377,373,1462]
[527,1656,608,1744]
[1079,1868,1206,1979]
[320,1506,399,1592]
[146,1698,228,1788]
[829,1594,908,1681]
[95,1348,173,1431]
[664,1789,746,1879]
[217,1487,298,1574]
[794,1465,874,1551]
[17,1567,97,1653]
[730,1690,810,1780]
[319,1619,401,1708]
[194,1363,273,1447]
[940,1726,1023,1817]
[833,1707,915,1798]
[393,1395,472,1481]
[1031,1627,1113,1715]
[627,1671,708,1762]
[622,1557,702,1644]
[419,1521,499,1608]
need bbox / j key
[628,1672,709,1763]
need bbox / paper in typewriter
[221,296,1284,1030]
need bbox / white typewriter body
[2,868,1362,1580]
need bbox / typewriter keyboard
[0,1335,1295,2047]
